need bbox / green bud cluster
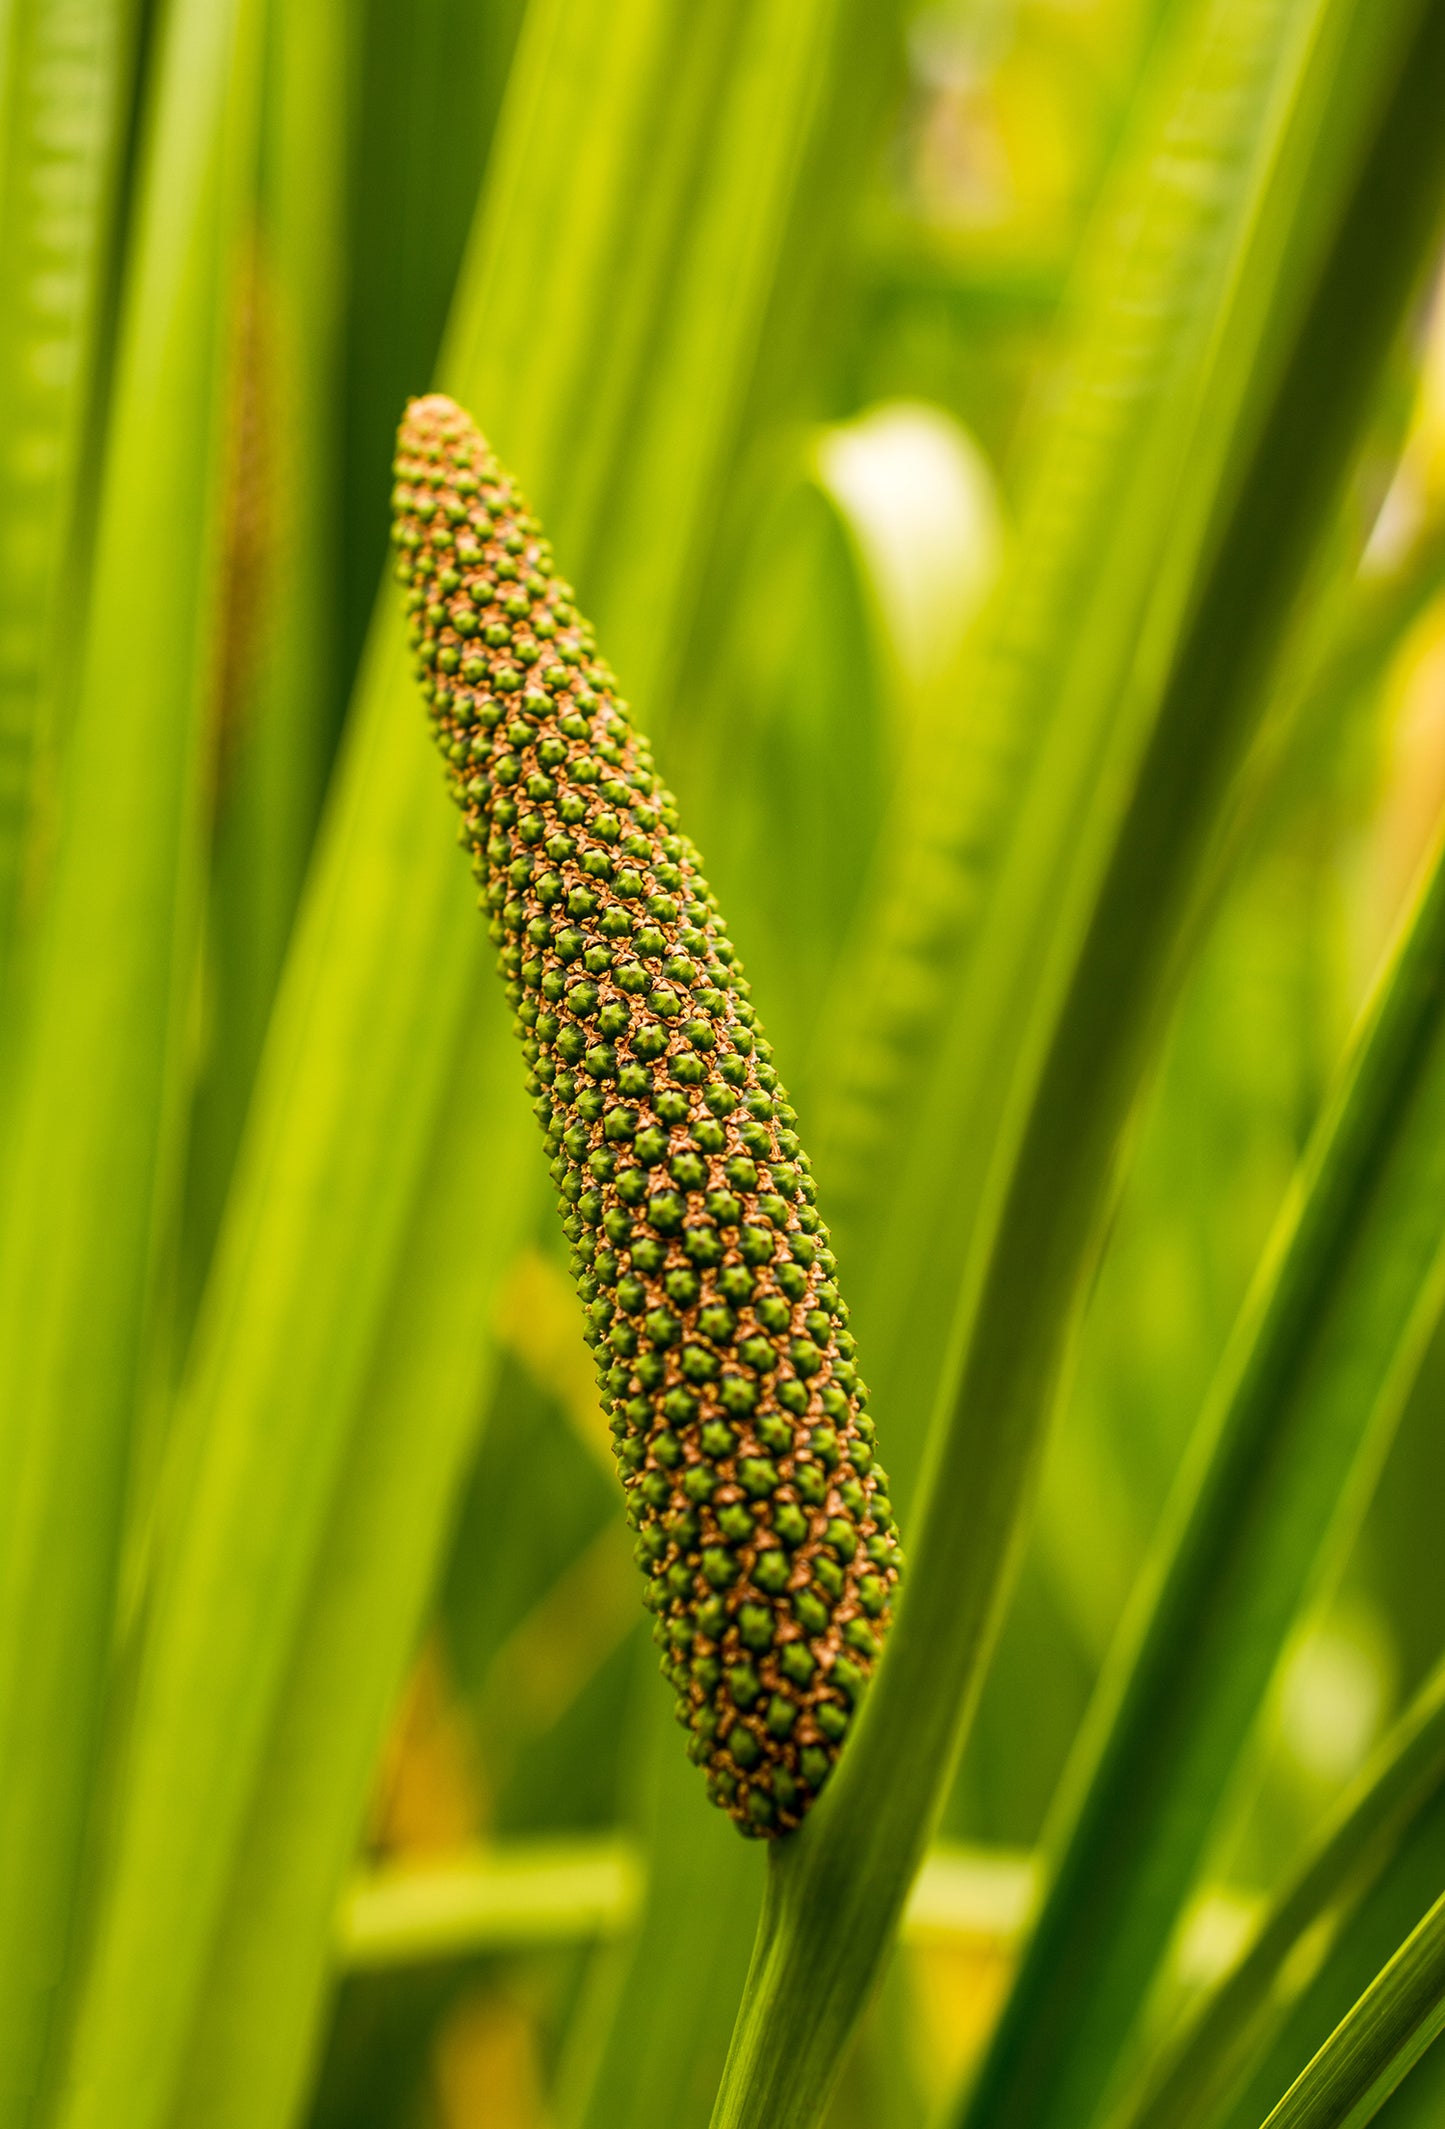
[391,394,902,1838]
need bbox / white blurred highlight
[816,399,1002,691]
[1277,1613,1392,1784]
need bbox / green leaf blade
[0,0,140,1015]
[709,2,1445,2124]
[0,0,263,2112]
[828,0,1317,1515]
[1119,1662,1445,2129]
[1259,1891,1445,2129]
[54,6,907,2128]
[184,0,354,1304]
[49,608,491,2129]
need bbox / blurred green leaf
[158,985,535,2129]
[1214,1732,1445,2129]
[805,396,1007,1220]
[340,1838,642,1973]
[0,0,263,2112]
[340,0,526,687]
[675,454,893,1087]
[444,1358,617,1691]
[710,3,1445,2125]
[305,1965,464,2129]
[1118,1660,1445,2129]
[49,595,488,2129]
[183,0,353,1310]
[331,1834,1045,1974]
[954,821,1445,2129]
[0,0,140,1020]
[820,0,1323,1516]
[562,1678,766,2129]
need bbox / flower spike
[391,394,901,1837]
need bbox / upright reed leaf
[1118,1661,1445,2129]
[1257,1890,1445,2129]
[955,805,1445,2129]
[392,394,903,1837]
[1214,1742,1445,2129]
[709,0,1445,2119]
[0,0,139,1014]
[0,0,262,2113]
[66,12,884,2126]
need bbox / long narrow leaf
[816,0,1315,1513]
[0,0,263,2114]
[1114,1662,1445,2129]
[0,0,139,1017]
[162,990,534,2129]
[340,0,526,683]
[1215,1747,1445,2129]
[183,0,352,1303]
[952,820,1445,2129]
[710,5,1445,2126]
[1258,1891,1445,2129]
[565,1687,766,2129]
[48,604,491,2129]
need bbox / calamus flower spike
[390,394,902,1837]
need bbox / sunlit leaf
[0,0,264,2112]
[710,3,1445,2123]
[1256,1889,1445,2129]
[0,0,140,1020]
[1118,1661,1445,2129]
[52,7,912,2129]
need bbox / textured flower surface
[391,394,901,1837]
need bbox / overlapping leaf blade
[820,0,1316,1512]
[0,0,140,1020]
[957,802,1445,2129]
[1214,1753,1445,2128]
[1258,1891,1445,2129]
[164,990,535,2129]
[52,5,912,2128]
[0,0,263,2113]
[183,0,353,1309]
[1118,1662,1445,2129]
[709,2,1445,2124]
